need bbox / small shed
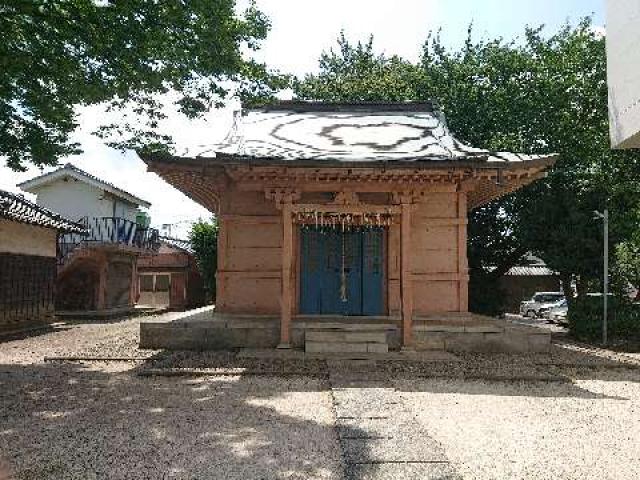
[136,237,205,310]
[0,190,85,331]
[500,258,561,313]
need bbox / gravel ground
[0,367,341,479]
[2,313,640,479]
[0,318,154,365]
[398,372,640,480]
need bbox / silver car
[546,299,569,323]
[520,292,565,318]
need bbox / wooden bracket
[391,190,424,205]
[265,188,301,209]
[330,191,361,206]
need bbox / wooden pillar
[457,192,469,312]
[278,203,293,348]
[400,202,413,348]
[216,217,227,309]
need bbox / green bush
[189,219,218,303]
[568,296,640,342]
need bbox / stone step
[300,322,397,331]
[306,341,389,354]
[306,330,387,343]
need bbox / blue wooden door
[300,228,383,315]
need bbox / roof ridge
[249,100,439,113]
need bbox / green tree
[1,0,285,171]
[189,218,218,303]
[295,24,640,314]
[614,239,640,300]
[295,32,421,102]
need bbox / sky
[0,0,604,239]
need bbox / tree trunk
[560,271,574,305]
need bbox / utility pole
[594,209,609,345]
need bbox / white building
[18,163,150,223]
[607,0,640,149]
[16,164,158,314]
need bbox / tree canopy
[296,23,640,313]
[1,0,284,171]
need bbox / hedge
[568,296,640,342]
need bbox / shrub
[568,296,640,342]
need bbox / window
[154,275,170,292]
[140,275,154,292]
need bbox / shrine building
[140,101,556,353]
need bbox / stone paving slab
[328,368,460,480]
[342,438,448,463]
[336,418,443,442]
[336,418,396,439]
[346,463,461,480]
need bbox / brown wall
[138,249,206,309]
[216,187,468,318]
[0,252,56,330]
[105,259,133,308]
[57,251,137,311]
[217,189,282,314]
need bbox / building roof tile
[174,101,556,166]
[0,189,87,233]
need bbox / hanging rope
[340,232,348,302]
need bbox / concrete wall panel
[0,219,57,257]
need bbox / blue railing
[57,217,159,264]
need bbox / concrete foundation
[140,311,551,354]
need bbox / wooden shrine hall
[140,101,556,353]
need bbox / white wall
[0,219,57,257]
[607,0,640,149]
[33,178,139,222]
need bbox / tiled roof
[178,101,555,166]
[506,266,556,276]
[160,236,193,253]
[0,189,87,233]
[18,163,151,208]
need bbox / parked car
[541,299,568,323]
[520,292,565,318]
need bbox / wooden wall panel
[412,252,458,274]
[226,247,281,271]
[413,280,459,313]
[226,190,279,216]
[226,221,281,248]
[415,193,458,218]
[220,274,280,314]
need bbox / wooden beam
[278,203,294,348]
[290,204,402,215]
[400,202,413,348]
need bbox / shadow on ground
[0,362,347,480]
[3,334,640,479]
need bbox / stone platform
[140,310,551,354]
